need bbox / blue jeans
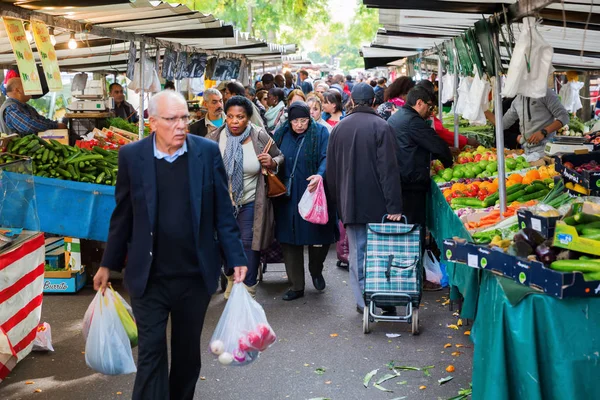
[226,202,260,286]
[346,224,367,309]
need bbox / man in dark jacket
[326,83,403,313]
[387,87,453,289]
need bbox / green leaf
[390,397,407,400]
[373,383,393,392]
[363,369,378,388]
[438,376,454,385]
[397,381,408,385]
[376,373,399,385]
[314,367,326,375]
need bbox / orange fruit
[522,176,533,185]
[488,183,498,193]
[446,365,455,373]
[526,170,541,181]
[510,174,523,183]
[493,177,499,185]
[443,189,453,198]
[539,172,550,180]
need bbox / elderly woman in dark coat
[272,102,338,301]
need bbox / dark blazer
[326,106,402,225]
[188,118,208,137]
[101,134,247,297]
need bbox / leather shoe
[312,274,326,291]
[381,306,397,316]
[282,289,304,301]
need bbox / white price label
[531,218,542,232]
[467,253,479,269]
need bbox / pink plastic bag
[298,178,328,225]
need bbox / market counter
[1,172,114,242]
[472,271,600,400]
[427,180,480,319]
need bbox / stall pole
[493,33,507,214]
[438,55,443,122]
[138,42,145,141]
[452,47,459,148]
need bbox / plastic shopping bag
[83,287,137,348]
[423,250,444,285]
[298,178,329,225]
[32,322,54,352]
[441,73,455,103]
[209,284,276,367]
[455,76,472,116]
[503,17,553,99]
[559,80,584,113]
[462,69,490,126]
[84,290,137,375]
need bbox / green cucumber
[582,233,600,241]
[67,164,77,180]
[573,213,600,225]
[506,189,526,203]
[95,172,106,184]
[55,167,72,179]
[551,260,600,273]
[517,189,549,203]
[576,221,600,234]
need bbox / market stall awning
[361,0,600,70]
[0,0,296,72]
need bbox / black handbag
[283,136,305,198]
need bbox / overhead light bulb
[49,27,56,46]
[68,33,77,50]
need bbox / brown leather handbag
[262,139,286,198]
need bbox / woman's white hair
[317,83,329,91]
[148,90,187,117]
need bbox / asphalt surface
[1,249,473,400]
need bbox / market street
[1,250,472,400]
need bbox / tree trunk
[247,6,253,33]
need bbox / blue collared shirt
[153,135,187,163]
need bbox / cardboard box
[517,209,560,239]
[39,129,69,145]
[43,268,87,293]
[64,237,82,272]
[555,151,600,195]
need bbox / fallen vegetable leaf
[374,383,393,392]
[390,397,407,400]
[447,324,459,330]
[315,367,326,375]
[363,369,378,387]
[25,381,34,385]
[442,299,450,305]
[444,343,452,348]
[329,333,338,338]
[438,376,454,385]
[464,330,471,336]
[325,380,331,385]
[386,333,401,338]
[446,365,456,373]
[455,344,465,348]
[457,319,463,326]
[419,385,427,390]
[376,373,399,385]
[451,351,462,357]
[397,381,408,385]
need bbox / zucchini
[517,189,549,202]
[55,167,72,179]
[582,233,600,241]
[506,189,526,203]
[573,212,600,225]
[576,221,600,234]
[550,260,600,273]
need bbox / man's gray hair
[148,90,187,117]
[316,83,329,91]
[203,87,222,102]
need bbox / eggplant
[507,241,533,258]
[535,240,557,265]
[513,228,546,249]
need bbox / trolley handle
[385,255,420,281]
[381,214,408,224]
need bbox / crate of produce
[517,208,561,239]
[0,133,18,151]
[44,237,65,270]
[43,267,87,293]
[552,202,600,256]
[554,151,600,195]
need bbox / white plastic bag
[209,284,276,367]
[423,250,443,285]
[441,73,456,103]
[129,58,161,93]
[559,80,584,113]
[463,69,490,125]
[84,290,137,375]
[298,178,328,225]
[455,76,473,116]
[503,17,554,99]
[32,322,54,352]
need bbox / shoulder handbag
[283,136,306,198]
[262,138,287,198]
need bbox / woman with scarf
[377,76,415,121]
[207,96,284,299]
[272,102,338,301]
[264,87,286,134]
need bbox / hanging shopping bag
[298,178,329,225]
[455,76,472,116]
[32,323,54,352]
[463,69,490,125]
[441,73,455,103]
[423,250,443,285]
[111,288,138,348]
[209,284,276,367]
[559,80,584,113]
[84,290,137,375]
[503,17,553,99]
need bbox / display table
[472,271,600,400]
[0,232,45,382]
[427,180,480,319]
[1,172,115,242]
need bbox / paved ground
[1,249,473,400]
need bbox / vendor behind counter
[0,77,66,137]
[109,83,139,123]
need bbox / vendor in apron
[487,88,569,159]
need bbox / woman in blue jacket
[273,102,338,301]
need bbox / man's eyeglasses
[158,115,190,124]
[291,118,310,125]
[427,103,435,112]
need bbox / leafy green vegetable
[363,369,378,387]
[314,367,326,375]
[438,376,454,385]
[373,383,393,392]
[107,117,150,137]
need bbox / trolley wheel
[258,263,266,282]
[219,272,227,292]
[363,306,371,334]
[411,308,420,335]
[336,260,341,267]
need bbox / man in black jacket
[387,87,453,289]
[326,83,403,313]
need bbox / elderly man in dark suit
[94,90,247,400]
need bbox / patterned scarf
[222,124,252,210]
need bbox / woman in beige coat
[206,95,284,298]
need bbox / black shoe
[312,274,326,291]
[380,306,397,316]
[282,290,304,301]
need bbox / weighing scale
[67,75,114,112]
[544,136,594,156]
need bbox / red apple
[247,331,262,350]
[474,154,482,162]
[238,337,250,352]
[257,324,277,348]
[467,157,474,162]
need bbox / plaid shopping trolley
[363,216,422,334]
